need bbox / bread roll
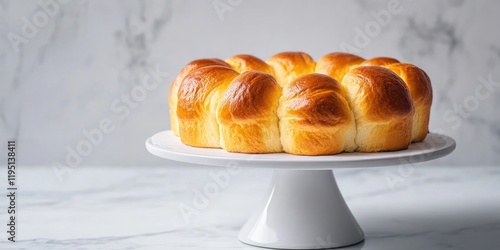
[316,52,365,82]
[360,57,399,67]
[266,52,316,87]
[170,52,433,155]
[384,63,433,142]
[169,58,230,136]
[225,54,275,76]
[342,66,414,152]
[176,66,239,148]
[278,73,357,155]
[217,71,282,153]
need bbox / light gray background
[1,0,499,167]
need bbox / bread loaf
[316,52,365,83]
[176,66,239,147]
[169,58,231,136]
[169,52,432,155]
[266,52,316,87]
[360,57,399,67]
[225,54,275,76]
[278,74,356,155]
[384,63,432,142]
[217,71,282,153]
[342,66,414,151]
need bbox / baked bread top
[169,52,432,155]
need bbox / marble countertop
[1,165,499,249]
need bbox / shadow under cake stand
[146,131,455,249]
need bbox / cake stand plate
[146,131,455,249]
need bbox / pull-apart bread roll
[217,71,282,153]
[384,63,433,142]
[170,52,433,155]
[266,52,316,87]
[316,52,365,83]
[342,66,414,152]
[360,57,400,67]
[169,58,230,136]
[177,66,239,148]
[225,54,275,76]
[278,73,357,155]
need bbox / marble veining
[0,0,499,166]
[0,165,498,249]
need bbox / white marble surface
[0,165,499,249]
[0,0,500,167]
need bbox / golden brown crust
[384,63,433,142]
[217,71,282,153]
[177,66,239,120]
[342,66,414,151]
[343,66,414,121]
[225,54,275,76]
[170,52,431,154]
[315,52,365,82]
[360,57,400,67]
[266,52,316,87]
[177,66,239,147]
[279,74,357,155]
[284,90,349,127]
[218,71,280,121]
[169,58,230,136]
[169,58,229,99]
[280,74,349,126]
[383,63,432,106]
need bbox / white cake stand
[146,131,455,249]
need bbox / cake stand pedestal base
[146,131,456,249]
[238,170,364,249]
